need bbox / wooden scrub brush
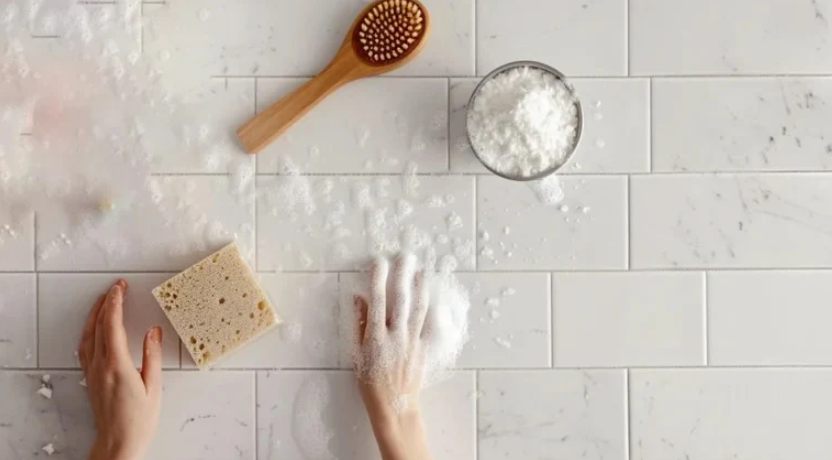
[236,0,430,154]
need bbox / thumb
[141,326,163,396]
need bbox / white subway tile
[631,0,832,75]
[479,369,627,460]
[0,370,254,460]
[36,176,254,271]
[38,273,180,368]
[631,174,832,268]
[0,275,36,367]
[197,273,340,369]
[709,270,832,365]
[144,0,474,78]
[553,272,706,367]
[0,212,34,271]
[151,371,255,459]
[257,370,475,460]
[654,78,832,172]
[457,272,550,368]
[631,369,832,459]
[145,78,255,174]
[0,371,95,459]
[256,175,475,271]
[478,176,627,270]
[477,0,626,76]
[450,78,650,174]
[255,78,448,174]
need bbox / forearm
[89,438,143,460]
[369,410,432,460]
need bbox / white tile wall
[653,78,832,172]
[257,175,475,271]
[478,370,627,460]
[478,176,628,270]
[255,78,449,174]
[631,174,832,269]
[38,273,181,369]
[477,0,627,76]
[144,0,474,78]
[204,273,340,369]
[36,176,255,271]
[630,369,832,459]
[631,0,832,75]
[0,212,34,271]
[553,272,706,367]
[450,78,650,174]
[709,270,832,365]
[457,272,551,368]
[0,274,36,367]
[7,0,832,458]
[257,370,476,460]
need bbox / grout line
[10,266,832,275]
[474,177,479,271]
[216,73,832,79]
[146,170,832,177]
[7,364,832,372]
[647,78,653,172]
[446,78,452,171]
[703,272,710,366]
[473,0,478,76]
[33,214,39,367]
[625,369,632,460]
[626,175,632,269]
[474,369,480,460]
[625,0,630,76]
[253,371,259,460]
[548,272,554,368]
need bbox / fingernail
[149,326,162,344]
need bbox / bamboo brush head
[351,0,429,67]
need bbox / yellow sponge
[152,243,278,369]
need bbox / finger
[105,280,131,362]
[141,326,163,397]
[353,295,369,345]
[368,257,389,336]
[95,281,129,361]
[79,294,105,370]
[389,253,416,330]
[410,271,430,338]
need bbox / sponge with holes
[151,242,278,369]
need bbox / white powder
[530,175,565,205]
[467,66,579,178]
[42,443,55,456]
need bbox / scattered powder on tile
[42,443,55,456]
[0,0,248,258]
[485,297,500,307]
[494,337,512,349]
[501,287,516,297]
[530,175,565,205]
[467,66,579,178]
[37,386,52,399]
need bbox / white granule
[37,386,52,399]
[467,66,579,178]
[530,175,565,205]
[42,443,55,456]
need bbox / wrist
[89,437,143,460]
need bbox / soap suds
[467,66,579,178]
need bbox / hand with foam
[353,254,433,460]
[79,280,164,460]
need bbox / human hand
[353,254,433,460]
[78,279,163,460]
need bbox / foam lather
[152,243,278,369]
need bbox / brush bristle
[355,0,426,64]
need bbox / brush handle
[237,50,362,154]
